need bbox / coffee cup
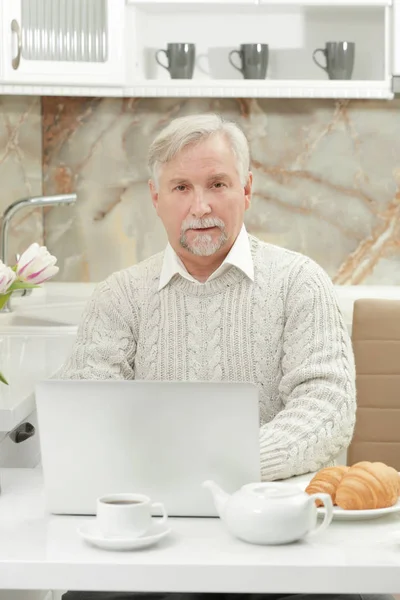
[229,44,269,80]
[155,43,196,79]
[312,42,355,80]
[97,493,168,538]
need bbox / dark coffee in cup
[104,499,142,505]
[97,492,168,538]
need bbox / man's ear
[244,172,252,211]
[149,179,159,213]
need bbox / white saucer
[317,498,400,521]
[77,521,171,550]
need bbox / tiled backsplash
[2,95,400,284]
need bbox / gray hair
[148,113,250,188]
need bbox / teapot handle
[306,493,333,538]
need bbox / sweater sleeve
[259,258,356,481]
[56,275,138,380]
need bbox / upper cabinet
[0,0,125,86]
[0,0,395,98]
[124,0,393,98]
[393,0,400,77]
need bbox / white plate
[316,498,400,521]
[316,499,400,521]
[298,473,400,521]
[77,521,171,550]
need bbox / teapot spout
[202,480,230,519]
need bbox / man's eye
[213,182,226,188]
[175,185,187,191]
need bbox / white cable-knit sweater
[58,235,356,481]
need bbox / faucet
[0,193,77,311]
[1,193,77,264]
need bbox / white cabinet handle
[11,19,22,70]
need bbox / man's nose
[190,190,211,218]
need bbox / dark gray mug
[313,42,355,80]
[229,44,269,80]
[155,43,195,79]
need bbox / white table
[1,469,400,595]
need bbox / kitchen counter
[1,469,400,594]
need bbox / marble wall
[0,96,42,266]
[2,95,400,284]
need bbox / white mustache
[181,217,225,232]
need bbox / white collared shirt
[158,224,254,291]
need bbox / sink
[0,282,95,333]
[0,302,85,329]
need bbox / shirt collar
[158,224,254,291]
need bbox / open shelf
[0,79,391,98]
[124,0,391,98]
[127,0,391,5]
[258,0,391,4]
[124,78,393,98]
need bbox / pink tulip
[0,261,16,294]
[16,243,59,285]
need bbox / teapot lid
[245,483,303,498]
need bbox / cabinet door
[1,0,125,86]
[393,0,400,76]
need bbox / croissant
[305,466,350,506]
[335,461,400,510]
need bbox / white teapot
[203,479,333,545]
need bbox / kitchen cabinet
[0,0,125,87]
[0,0,394,98]
[124,0,393,98]
[393,0,400,79]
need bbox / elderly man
[60,115,392,600]
[59,112,356,482]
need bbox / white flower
[16,243,59,285]
[0,261,16,294]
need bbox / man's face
[149,134,252,257]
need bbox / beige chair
[347,298,400,469]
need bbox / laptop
[35,380,260,517]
